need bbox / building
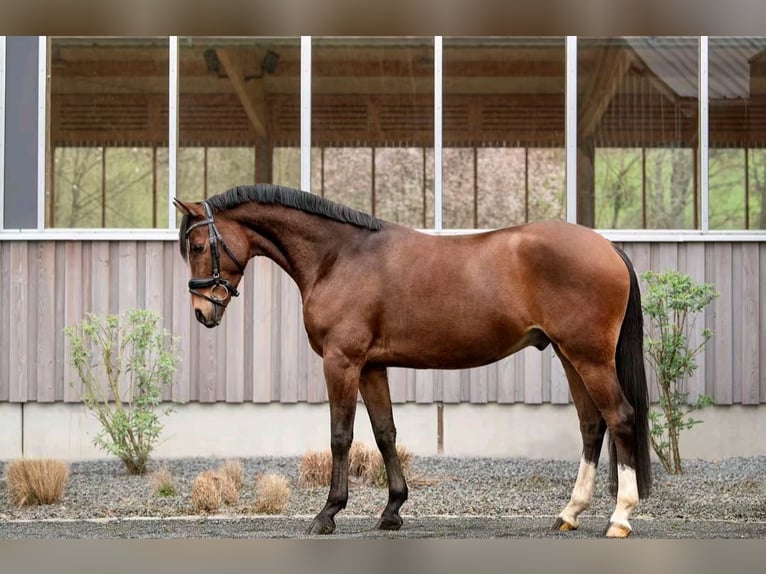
[0,36,764,461]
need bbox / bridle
[185,201,246,307]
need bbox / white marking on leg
[609,464,639,532]
[558,457,597,528]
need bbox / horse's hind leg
[358,365,408,530]
[552,350,607,532]
[572,359,641,538]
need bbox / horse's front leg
[359,365,408,530]
[307,348,361,535]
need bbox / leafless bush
[252,473,291,514]
[5,459,69,507]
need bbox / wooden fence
[0,240,763,405]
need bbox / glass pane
[750,149,766,228]
[579,37,699,229]
[443,37,566,228]
[104,147,155,228]
[49,37,169,228]
[594,148,643,228]
[477,148,526,227]
[178,36,300,210]
[207,147,255,195]
[709,149,745,230]
[709,37,766,229]
[312,37,434,226]
[52,147,103,228]
[315,147,373,213]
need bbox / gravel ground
[1,455,765,538]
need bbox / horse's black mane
[178,184,383,259]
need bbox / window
[443,37,566,228]
[708,37,766,230]
[579,37,699,229]
[310,37,435,228]
[48,37,169,228]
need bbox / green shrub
[65,309,180,475]
[641,270,718,474]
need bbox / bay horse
[174,183,651,538]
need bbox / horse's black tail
[610,245,652,499]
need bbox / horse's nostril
[195,309,205,323]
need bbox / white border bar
[699,36,709,233]
[168,36,179,229]
[565,36,578,224]
[434,36,443,231]
[300,36,311,193]
[0,36,6,231]
[37,36,47,231]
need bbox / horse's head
[174,198,249,328]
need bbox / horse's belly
[371,318,539,370]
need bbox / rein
[185,201,246,307]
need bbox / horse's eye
[191,243,205,255]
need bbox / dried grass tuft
[218,473,240,505]
[252,473,292,514]
[298,442,415,488]
[150,465,176,497]
[298,450,333,488]
[218,459,244,492]
[5,458,69,507]
[191,470,222,513]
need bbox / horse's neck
[236,204,349,291]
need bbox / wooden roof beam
[579,47,635,138]
[215,48,269,138]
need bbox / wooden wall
[0,240,763,405]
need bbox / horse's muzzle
[195,307,220,328]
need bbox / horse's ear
[173,198,202,216]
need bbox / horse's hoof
[307,517,336,535]
[375,514,403,531]
[551,516,578,532]
[604,522,632,538]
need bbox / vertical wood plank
[9,243,29,402]
[279,274,300,403]
[761,244,766,403]
[522,347,543,404]
[0,243,11,401]
[53,243,67,401]
[251,258,274,403]
[415,369,433,403]
[469,365,488,404]
[307,345,327,403]
[681,243,707,403]
[405,369,417,402]
[117,242,138,401]
[25,243,39,401]
[143,242,165,315]
[740,243,760,404]
[225,277,245,403]
[540,345,552,403]
[63,242,84,403]
[731,246,743,404]
[170,242,191,404]
[35,243,57,402]
[196,317,220,403]
[710,243,733,405]
[496,356,515,403]
[549,350,570,404]
[441,369,462,403]
[388,367,407,403]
